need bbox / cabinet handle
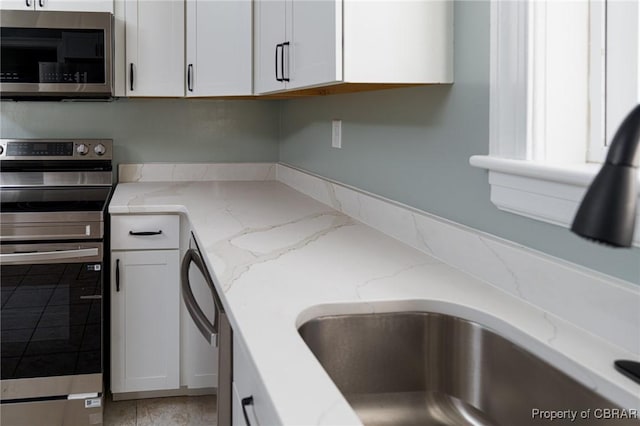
[282,42,290,82]
[25,0,31,7]
[187,64,193,92]
[241,396,254,426]
[129,63,134,91]
[38,0,43,7]
[115,259,120,292]
[275,44,283,82]
[129,230,162,236]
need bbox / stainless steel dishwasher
[181,232,232,425]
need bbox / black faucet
[571,104,640,384]
[571,104,640,247]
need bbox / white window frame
[470,0,640,247]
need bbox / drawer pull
[241,396,254,425]
[129,230,163,236]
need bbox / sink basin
[298,312,634,426]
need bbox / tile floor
[104,394,217,426]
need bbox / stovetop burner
[0,187,111,213]
[0,139,113,242]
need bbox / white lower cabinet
[232,382,253,426]
[232,335,279,426]
[111,250,180,393]
[110,214,181,395]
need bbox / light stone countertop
[109,180,640,425]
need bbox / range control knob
[76,143,89,156]
[94,143,106,156]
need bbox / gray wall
[279,1,640,284]
[0,98,280,167]
[1,1,637,283]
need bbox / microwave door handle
[181,249,218,346]
[0,248,99,265]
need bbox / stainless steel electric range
[0,139,113,426]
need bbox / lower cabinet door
[232,382,247,426]
[232,335,280,425]
[111,249,180,393]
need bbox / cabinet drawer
[111,215,179,250]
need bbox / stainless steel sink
[298,312,636,426]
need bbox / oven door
[0,242,103,400]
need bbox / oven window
[0,28,105,84]
[1,261,102,379]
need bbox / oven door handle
[0,248,99,264]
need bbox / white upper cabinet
[0,0,34,10]
[0,0,112,12]
[255,0,339,94]
[343,1,453,84]
[254,0,453,95]
[123,0,184,97]
[186,0,252,97]
[254,0,287,94]
[288,0,341,90]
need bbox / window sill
[469,155,640,247]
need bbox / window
[470,0,640,246]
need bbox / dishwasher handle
[181,248,219,347]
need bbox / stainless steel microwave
[0,10,113,100]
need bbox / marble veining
[276,163,640,356]
[109,165,640,425]
[479,236,524,299]
[214,212,355,292]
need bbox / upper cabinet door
[125,0,184,97]
[254,0,342,94]
[38,0,113,12]
[253,0,453,96]
[254,0,286,94]
[0,0,112,12]
[0,0,34,10]
[186,0,252,97]
[287,0,341,90]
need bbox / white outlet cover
[332,120,342,148]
